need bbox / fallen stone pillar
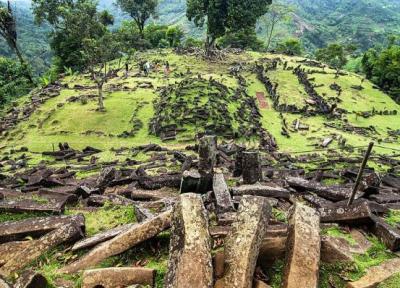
[213,173,234,213]
[231,184,290,199]
[215,195,271,288]
[59,210,172,274]
[0,214,85,243]
[71,223,135,251]
[282,202,320,288]
[165,193,213,288]
[369,215,400,251]
[242,151,261,184]
[0,223,83,277]
[319,201,372,224]
[0,241,34,266]
[81,267,154,288]
[347,258,400,288]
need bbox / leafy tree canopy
[0,56,32,105]
[115,0,158,37]
[362,44,400,103]
[186,0,271,50]
[315,43,347,69]
[276,38,302,56]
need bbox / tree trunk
[266,20,277,52]
[97,82,105,112]
[11,41,34,84]
[59,210,172,274]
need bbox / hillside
[1,49,399,170]
[1,50,400,287]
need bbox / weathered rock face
[197,136,217,193]
[215,195,271,288]
[0,223,83,277]
[347,258,400,288]
[165,193,213,288]
[242,151,262,184]
[369,215,400,251]
[282,202,320,288]
[59,210,172,274]
[319,201,372,224]
[231,184,290,199]
[0,214,85,243]
[81,267,154,288]
[213,173,234,213]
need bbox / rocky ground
[0,49,400,287]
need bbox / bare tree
[261,3,294,51]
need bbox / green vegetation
[316,43,348,69]
[384,210,400,227]
[66,202,136,236]
[362,42,400,103]
[186,0,271,52]
[0,211,51,223]
[0,56,33,105]
[322,226,357,246]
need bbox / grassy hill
[1,49,399,174]
[1,49,400,287]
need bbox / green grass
[65,202,136,236]
[322,226,357,246]
[0,211,52,223]
[385,210,400,227]
[378,273,400,288]
[0,49,398,170]
[272,208,287,223]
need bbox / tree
[115,0,158,38]
[186,0,271,53]
[0,56,32,104]
[0,1,33,83]
[218,28,264,50]
[276,38,302,56]
[362,45,400,103]
[81,32,121,111]
[32,0,113,71]
[315,43,347,69]
[166,26,184,47]
[260,3,294,51]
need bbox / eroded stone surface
[347,258,400,288]
[215,195,271,288]
[282,202,320,288]
[165,193,213,288]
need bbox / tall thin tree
[0,1,33,83]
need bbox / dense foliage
[315,43,347,69]
[275,38,302,56]
[0,57,32,105]
[362,44,400,103]
[186,0,271,50]
[115,0,158,37]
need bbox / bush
[183,37,203,48]
[276,38,303,56]
[218,29,264,51]
[0,57,33,106]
